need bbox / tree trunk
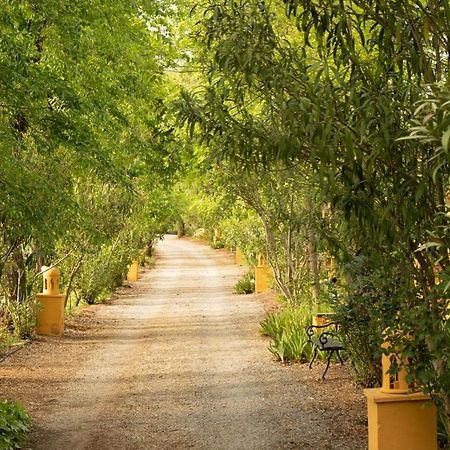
[177,220,185,238]
[6,247,26,303]
[305,196,320,304]
[64,255,85,308]
[250,193,293,302]
[145,241,154,257]
[0,240,20,281]
[32,243,45,275]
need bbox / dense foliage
[0,400,31,450]
[234,271,255,294]
[260,306,313,363]
[2,0,450,444]
[177,0,450,438]
[0,2,192,442]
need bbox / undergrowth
[1,299,40,341]
[260,306,313,363]
[234,272,255,294]
[211,241,225,249]
[0,400,31,450]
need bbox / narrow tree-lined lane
[0,236,366,449]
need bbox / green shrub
[0,400,31,450]
[260,306,313,363]
[331,257,394,387]
[234,272,255,294]
[143,255,155,269]
[5,300,40,340]
[76,243,130,305]
[193,228,207,239]
[0,327,15,352]
[211,241,225,249]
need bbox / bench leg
[322,349,335,380]
[309,346,318,369]
[336,349,344,365]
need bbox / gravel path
[0,235,367,449]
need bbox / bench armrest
[306,322,339,343]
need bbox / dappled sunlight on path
[0,235,366,449]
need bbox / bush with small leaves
[0,400,31,450]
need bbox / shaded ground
[0,235,367,449]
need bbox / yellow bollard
[380,340,409,394]
[127,260,139,282]
[364,340,437,450]
[213,228,221,245]
[235,247,247,266]
[255,253,272,293]
[257,253,266,266]
[35,266,65,337]
[312,312,336,328]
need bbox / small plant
[6,299,40,340]
[211,241,225,249]
[193,228,207,239]
[143,255,155,268]
[0,400,32,450]
[234,272,255,294]
[260,306,313,363]
[0,324,16,352]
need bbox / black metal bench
[306,322,344,380]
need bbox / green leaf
[415,242,441,252]
[441,128,450,152]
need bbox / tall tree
[177,0,450,434]
[0,0,183,335]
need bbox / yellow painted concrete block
[35,294,65,337]
[127,260,139,282]
[364,388,437,450]
[255,265,272,293]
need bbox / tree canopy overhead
[1,0,450,442]
[0,0,184,315]
[175,0,450,436]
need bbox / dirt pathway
[0,236,367,449]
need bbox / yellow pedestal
[235,248,247,266]
[364,388,437,450]
[127,261,139,282]
[312,313,336,327]
[35,293,65,337]
[255,265,272,293]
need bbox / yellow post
[312,313,335,328]
[213,228,221,245]
[364,341,437,450]
[127,260,139,282]
[255,253,272,293]
[35,266,65,337]
[380,340,409,394]
[235,247,247,266]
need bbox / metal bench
[306,322,344,380]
